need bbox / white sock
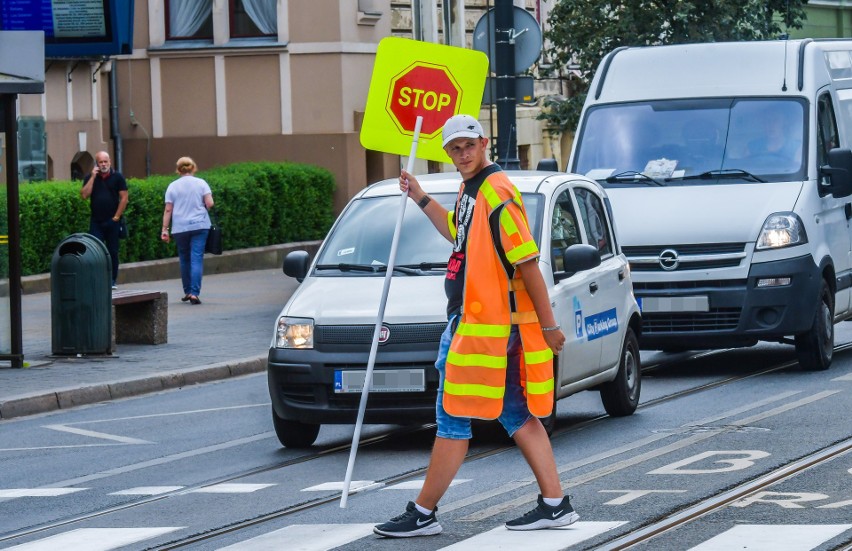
[414,502,433,515]
[543,496,563,507]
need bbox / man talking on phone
[80,151,128,289]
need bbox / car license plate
[334,369,425,393]
[639,295,709,313]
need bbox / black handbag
[205,209,223,255]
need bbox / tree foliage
[539,0,808,131]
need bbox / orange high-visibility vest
[442,171,554,420]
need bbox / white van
[267,171,642,447]
[568,39,852,370]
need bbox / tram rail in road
[2,344,851,550]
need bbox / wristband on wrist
[541,324,561,332]
[417,194,431,209]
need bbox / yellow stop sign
[361,37,488,163]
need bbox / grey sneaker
[374,501,442,538]
[505,494,579,531]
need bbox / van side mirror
[820,148,852,199]
[554,244,601,282]
[537,158,559,171]
[283,250,310,282]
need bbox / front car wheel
[600,327,641,417]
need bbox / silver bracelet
[541,324,561,331]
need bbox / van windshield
[572,98,807,185]
[315,191,541,274]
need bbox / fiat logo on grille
[659,249,680,271]
[379,325,391,343]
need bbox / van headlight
[756,213,807,250]
[275,317,314,349]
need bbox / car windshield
[315,191,541,274]
[572,98,807,185]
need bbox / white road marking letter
[818,498,852,509]
[599,489,686,505]
[648,450,770,475]
[731,491,829,508]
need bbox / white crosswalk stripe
[0,488,86,498]
[109,486,184,496]
[1,527,184,551]
[302,481,382,492]
[189,483,275,493]
[383,479,471,490]
[436,521,627,550]
[216,524,375,551]
[687,524,852,551]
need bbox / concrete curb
[0,355,267,420]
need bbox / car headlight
[275,317,314,349]
[756,213,807,250]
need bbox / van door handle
[589,282,599,294]
[846,203,852,220]
[618,269,625,281]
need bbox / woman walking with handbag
[161,157,214,305]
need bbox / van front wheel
[272,407,320,448]
[795,280,834,371]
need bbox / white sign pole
[341,115,424,508]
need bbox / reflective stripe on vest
[456,321,511,338]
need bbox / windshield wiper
[315,263,377,273]
[397,262,448,271]
[604,171,666,186]
[677,169,766,183]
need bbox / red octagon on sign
[386,62,462,137]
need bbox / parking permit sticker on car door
[573,296,584,339]
[585,308,619,341]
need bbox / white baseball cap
[441,114,485,147]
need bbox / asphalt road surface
[2,331,852,550]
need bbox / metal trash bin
[51,233,112,355]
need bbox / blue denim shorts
[435,315,533,440]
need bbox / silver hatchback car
[268,171,642,447]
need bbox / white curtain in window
[241,0,277,35]
[169,0,213,37]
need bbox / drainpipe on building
[108,60,123,173]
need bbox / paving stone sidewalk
[0,246,307,420]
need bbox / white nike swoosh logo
[416,518,431,526]
[552,510,563,518]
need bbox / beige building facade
[12,0,552,212]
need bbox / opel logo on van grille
[379,325,390,343]
[659,249,680,271]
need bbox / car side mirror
[283,250,310,282]
[820,148,852,199]
[554,244,601,282]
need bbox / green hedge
[18,162,335,276]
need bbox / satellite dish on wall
[473,6,543,73]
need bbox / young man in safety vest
[374,114,577,538]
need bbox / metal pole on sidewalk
[495,0,520,169]
[341,116,424,508]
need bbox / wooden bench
[111,290,168,345]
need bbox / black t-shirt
[445,163,502,317]
[84,170,127,222]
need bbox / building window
[230,0,277,37]
[166,0,213,40]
